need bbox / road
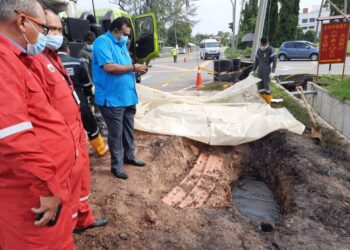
[141,52,350,92]
[141,51,217,92]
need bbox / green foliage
[296,27,305,40]
[270,84,312,129]
[326,0,350,15]
[304,30,316,42]
[118,0,198,46]
[167,22,192,47]
[243,47,252,57]
[224,48,243,59]
[263,0,279,46]
[276,0,300,46]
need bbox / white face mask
[260,44,269,51]
[45,35,64,51]
[22,19,47,56]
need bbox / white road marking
[141,75,152,81]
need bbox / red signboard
[319,22,349,64]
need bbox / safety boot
[90,134,109,156]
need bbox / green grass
[271,83,346,148]
[199,82,230,91]
[318,75,350,101]
[270,84,312,129]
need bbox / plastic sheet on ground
[135,76,305,146]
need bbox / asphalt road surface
[141,51,350,92]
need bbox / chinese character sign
[320,22,349,64]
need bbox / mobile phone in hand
[35,204,63,227]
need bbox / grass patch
[199,82,230,91]
[271,83,346,149]
[318,75,350,102]
[270,84,312,129]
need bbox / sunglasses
[14,10,49,35]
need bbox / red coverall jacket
[0,35,75,249]
[29,48,95,230]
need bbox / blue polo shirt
[92,32,138,107]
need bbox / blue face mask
[46,35,63,51]
[85,44,93,51]
[23,20,47,56]
[118,36,129,47]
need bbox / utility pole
[230,0,237,53]
[315,0,325,43]
[235,0,246,52]
[250,0,269,61]
[345,0,348,14]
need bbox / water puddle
[232,177,281,222]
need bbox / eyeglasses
[14,10,49,35]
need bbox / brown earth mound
[75,130,350,250]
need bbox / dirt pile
[75,131,350,250]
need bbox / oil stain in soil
[232,177,281,222]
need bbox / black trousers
[99,105,136,172]
[75,89,99,140]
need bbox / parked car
[178,47,187,54]
[200,39,220,60]
[278,41,319,61]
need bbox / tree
[326,0,350,15]
[263,0,279,47]
[191,33,214,45]
[167,22,192,47]
[304,30,316,42]
[296,27,304,40]
[237,0,258,48]
[277,0,300,46]
[116,0,198,46]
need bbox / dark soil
[75,130,350,250]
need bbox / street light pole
[230,0,237,53]
[91,0,96,17]
[250,0,268,61]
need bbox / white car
[199,39,220,60]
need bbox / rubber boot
[90,134,109,156]
[260,94,272,105]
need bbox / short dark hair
[260,37,268,44]
[59,36,69,52]
[110,16,131,32]
[83,31,96,43]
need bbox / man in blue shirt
[93,17,148,180]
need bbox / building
[298,6,330,34]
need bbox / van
[199,39,220,60]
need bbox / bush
[243,47,252,58]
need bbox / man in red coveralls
[0,0,75,249]
[29,8,107,233]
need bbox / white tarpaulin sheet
[135,76,305,146]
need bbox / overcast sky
[77,0,324,35]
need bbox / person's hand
[32,196,61,227]
[269,72,275,79]
[134,64,147,74]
